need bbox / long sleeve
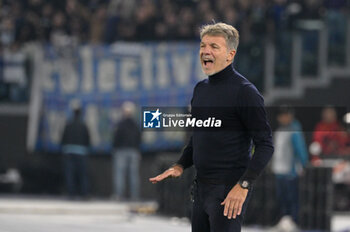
[292,132,308,167]
[237,84,274,184]
[176,136,193,169]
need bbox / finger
[227,200,235,219]
[220,198,226,205]
[149,179,158,184]
[149,174,162,181]
[237,203,243,216]
[223,199,230,217]
[161,171,174,179]
[232,200,241,219]
[149,178,157,183]
[154,174,166,181]
[237,198,245,216]
[149,174,165,182]
[155,171,173,181]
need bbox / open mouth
[203,59,214,67]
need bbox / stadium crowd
[0,0,348,46]
[0,0,348,102]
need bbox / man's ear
[227,49,236,62]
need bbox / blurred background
[0,0,350,231]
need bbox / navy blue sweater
[177,64,274,185]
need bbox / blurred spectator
[299,0,323,20]
[312,106,348,156]
[0,0,347,44]
[2,42,27,102]
[269,0,289,32]
[0,15,15,46]
[50,11,70,47]
[154,1,177,40]
[65,0,90,43]
[90,4,107,44]
[250,0,270,36]
[134,0,156,41]
[271,106,308,231]
[40,3,54,42]
[109,0,136,20]
[177,7,196,40]
[112,101,141,201]
[61,102,91,199]
[325,0,348,64]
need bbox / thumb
[220,199,226,205]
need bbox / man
[150,23,274,232]
[112,101,141,200]
[271,106,308,231]
[312,106,348,156]
[61,101,90,199]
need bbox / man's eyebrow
[200,42,220,47]
[210,43,220,47]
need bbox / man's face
[322,108,337,123]
[277,113,293,126]
[199,35,235,76]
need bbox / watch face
[242,181,249,188]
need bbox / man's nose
[201,47,211,55]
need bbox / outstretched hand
[149,165,183,184]
[221,184,248,219]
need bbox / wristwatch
[238,180,251,190]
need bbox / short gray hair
[200,23,239,51]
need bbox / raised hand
[149,165,183,184]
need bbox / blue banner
[36,43,205,153]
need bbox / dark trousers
[275,175,299,222]
[64,154,89,197]
[192,180,252,232]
